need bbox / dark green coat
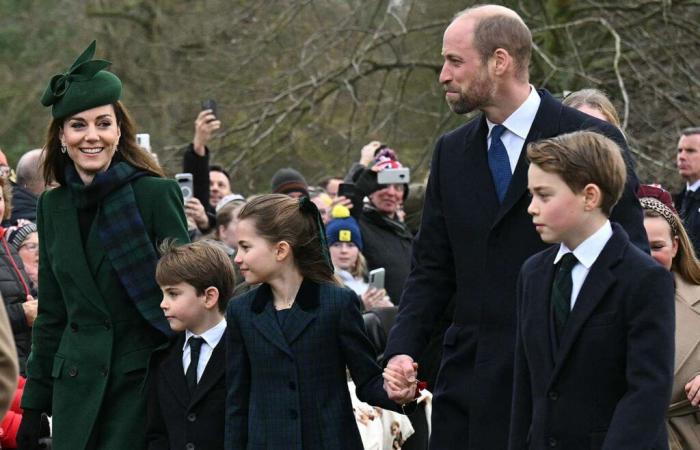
[22,176,189,450]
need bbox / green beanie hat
[40,40,122,119]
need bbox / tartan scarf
[66,162,172,336]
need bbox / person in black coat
[383,6,648,450]
[9,149,46,225]
[147,241,236,450]
[674,127,700,257]
[509,132,674,449]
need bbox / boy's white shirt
[554,220,613,310]
[183,318,227,382]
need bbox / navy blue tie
[488,124,512,203]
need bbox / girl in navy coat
[225,194,414,450]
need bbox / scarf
[66,162,172,336]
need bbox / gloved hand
[17,409,46,450]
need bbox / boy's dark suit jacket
[225,279,403,450]
[383,89,648,450]
[509,224,675,450]
[146,330,226,450]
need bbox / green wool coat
[22,176,190,450]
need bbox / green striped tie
[552,253,578,338]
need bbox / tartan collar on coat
[251,278,320,314]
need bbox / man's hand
[383,354,418,404]
[23,295,38,327]
[360,141,382,166]
[685,374,700,406]
[184,197,209,230]
[193,109,221,156]
[361,288,392,310]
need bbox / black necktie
[186,337,205,392]
[681,190,694,219]
[552,253,578,338]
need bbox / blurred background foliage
[1,0,699,193]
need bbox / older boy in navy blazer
[509,131,675,450]
[146,241,236,450]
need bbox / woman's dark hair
[237,194,335,284]
[42,101,165,186]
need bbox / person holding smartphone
[349,151,412,306]
[182,100,234,233]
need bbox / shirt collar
[486,85,540,139]
[554,220,613,269]
[687,179,700,192]
[184,318,227,351]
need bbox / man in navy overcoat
[383,5,648,450]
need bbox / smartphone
[338,182,356,198]
[368,268,385,291]
[377,167,410,185]
[135,133,151,152]
[175,173,194,202]
[201,99,218,120]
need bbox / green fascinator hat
[40,40,122,120]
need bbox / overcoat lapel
[282,302,317,346]
[529,254,557,370]
[493,90,563,227]
[463,118,499,223]
[252,300,294,359]
[51,204,109,315]
[84,210,107,277]
[190,333,226,406]
[162,334,190,409]
[549,229,625,383]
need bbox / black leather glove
[17,409,45,450]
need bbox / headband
[640,197,678,235]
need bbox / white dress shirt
[687,179,700,192]
[554,221,613,310]
[486,86,541,173]
[183,319,227,382]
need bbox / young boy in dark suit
[146,240,235,450]
[508,131,675,450]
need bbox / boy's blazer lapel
[190,331,226,406]
[550,227,626,382]
[528,250,558,369]
[161,334,190,409]
[50,197,109,315]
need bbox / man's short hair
[455,6,532,80]
[681,127,700,137]
[209,164,230,181]
[156,240,235,313]
[527,131,626,216]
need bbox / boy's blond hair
[156,240,236,313]
[527,131,626,216]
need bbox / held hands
[685,374,700,407]
[16,409,45,450]
[192,109,221,156]
[383,354,418,405]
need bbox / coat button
[68,366,78,377]
[547,391,559,400]
[70,323,78,332]
[548,437,558,447]
[187,413,197,422]
[103,320,111,330]
[289,381,296,391]
[185,443,195,450]
[290,409,298,420]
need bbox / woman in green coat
[17,42,190,450]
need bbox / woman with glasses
[0,178,36,377]
[9,222,39,289]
